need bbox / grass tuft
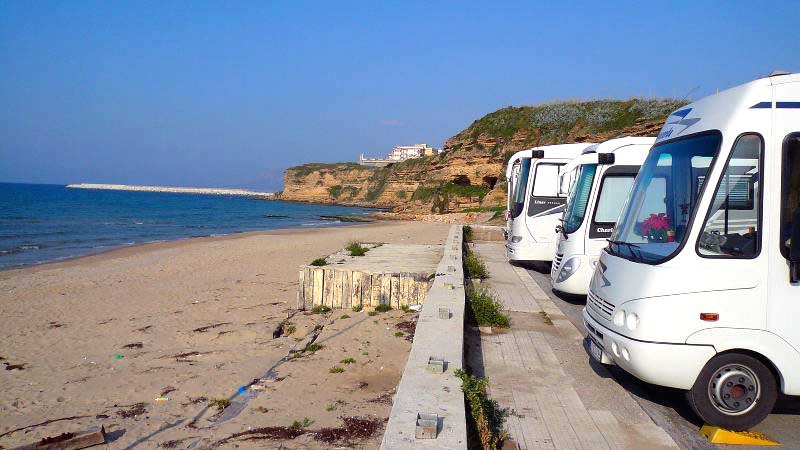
[340,357,356,365]
[329,366,345,374]
[290,417,314,430]
[352,305,363,312]
[464,246,489,279]
[463,225,474,243]
[346,242,369,256]
[209,398,231,412]
[311,304,331,314]
[310,258,328,266]
[375,304,392,313]
[467,287,510,328]
[305,343,324,353]
[456,369,509,449]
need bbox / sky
[1,1,799,191]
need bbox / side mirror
[555,224,568,240]
[791,209,800,283]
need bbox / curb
[380,225,467,449]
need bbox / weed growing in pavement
[310,258,327,266]
[539,311,553,326]
[455,369,509,450]
[464,246,489,279]
[467,287,510,328]
[346,242,369,256]
[463,225,474,243]
[329,366,345,374]
[340,358,356,365]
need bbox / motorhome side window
[527,163,566,217]
[781,133,800,260]
[698,134,762,258]
[594,176,636,223]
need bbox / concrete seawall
[66,183,272,197]
[381,225,467,449]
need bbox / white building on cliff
[359,143,440,167]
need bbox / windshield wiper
[607,239,643,262]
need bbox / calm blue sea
[0,183,377,270]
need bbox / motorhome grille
[551,253,564,277]
[587,290,613,320]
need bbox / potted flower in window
[640,213,675,243]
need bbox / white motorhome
[550,137,655,295]
[506,144,594,263]
[583,73,800,430]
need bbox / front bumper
[505,239,556,262]
[583,307,715,390]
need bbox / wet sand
[0,220,451,449]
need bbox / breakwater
[66,183,272,197]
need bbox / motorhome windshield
[563,164,597,234]
[511,158,532,218]
[609,132,721,263]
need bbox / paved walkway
[467,243,679,450]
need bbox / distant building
[388,144,435,161]
[359,143,440,166]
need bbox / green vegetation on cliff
[458,99,686,145]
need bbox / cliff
[280,99,687,214]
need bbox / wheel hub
[708,364,760,415]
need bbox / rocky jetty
[67,183,272,198]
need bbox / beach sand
[0,220,451,449]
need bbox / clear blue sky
[1,1,798,191]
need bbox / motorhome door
[768,92,800,349]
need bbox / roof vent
[769,70,791,77]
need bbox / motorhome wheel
[686,353,777,431]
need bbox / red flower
[641,213,670,237]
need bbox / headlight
[613,309,625,327]
[626,312,639,330]
[556,257,581,283]
[511,235,522,243]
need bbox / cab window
[531,163,563,197]
[782,133,800,259]
[527,163,566,217]
[698,134,762,258]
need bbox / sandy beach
[0,220,451,449]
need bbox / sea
[0,183,377,270]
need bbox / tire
[686,352,777,431]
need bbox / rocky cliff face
[280,99,687,213]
